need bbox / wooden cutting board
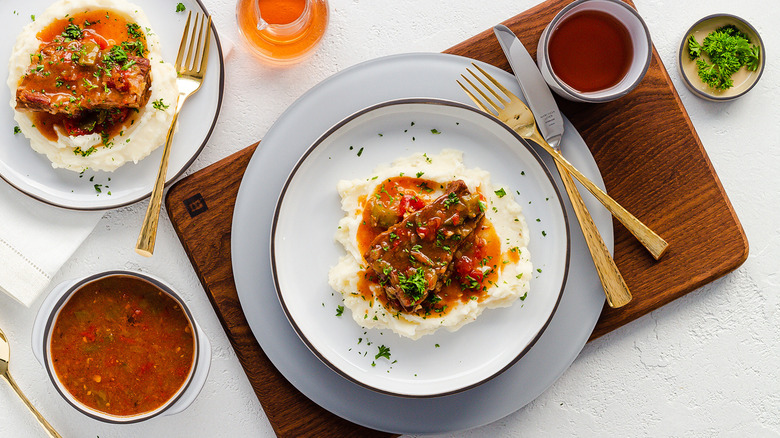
[165,0,747,436]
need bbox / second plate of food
[271,98,570,397]
[0,0,223,210]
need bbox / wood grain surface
[165,0,747,436]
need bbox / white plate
[0,0,224,210]
[232,53,609,434]
[271,99,570,397]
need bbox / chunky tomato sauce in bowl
[32,271,211,423]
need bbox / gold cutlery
[459,64,668,261]
[459,64,632,307]
[0,327,62,438]
[136,12,212,257]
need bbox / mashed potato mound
[7,0,178,172]
[328,149,533,339]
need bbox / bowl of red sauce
[32,271,211,423]
[536,0,652,102]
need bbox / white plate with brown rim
[0,0,224,210]
[271,98,570,398]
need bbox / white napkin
[0,182,102,307]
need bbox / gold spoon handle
[534,136,669,260]
[555,161,632,308]
[135,96,184,257]
[2,372,62,438]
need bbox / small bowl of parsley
[678,14,765,101]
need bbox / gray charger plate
[232,52,609,435]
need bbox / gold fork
[136,12,212,257]
[459,64,668,258]
[458,65,634,308]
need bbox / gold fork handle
[135,95,185,257]
[531,132,668,260]
[2,372,62,438]
[556,161,632,308]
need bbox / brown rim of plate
[269,97,571,399]
[678,13,766,101]
[40,271,200,424]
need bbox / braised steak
[363,180,485,309]
[16,37,152,117]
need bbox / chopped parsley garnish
[415,171,424,178]
[494,188,507,198]
[443,192,460,208]
[82,78,98,90]
[103,45,129,67]
[418,182,433,193]
[335,305,344,316]
[375,345,391,360]
[176,3,187,12]
[13,126,21,135]
[152,98,170,110]
[397,268,427,303]
[357,147,364,157]
[430,128,441,134]
[61,23,83,41]
[126,23,144,39]
[74,146,97,157]
[121,40,146,57]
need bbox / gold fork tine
[185,13,201,71]
[175,11,192,69]
[470,62,520,101]
[458,75,500,115]
[456,79,491,114]
[198,16,212,75]
[466,67,508,108]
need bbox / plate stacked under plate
[232,52,610,435]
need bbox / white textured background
[1,0,778,436]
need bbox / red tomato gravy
[50,275,195,417]
[357,177,511,318]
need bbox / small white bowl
[536,0,652,103]
[31,271,211,424]
[678,14,765,101]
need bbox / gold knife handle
[2,372,62,438]
[555,161,632,308]
[533,138,668,260]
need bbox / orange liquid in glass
[236,0,329,65]
[258,0,305,24]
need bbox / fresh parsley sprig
[687,24,760,91]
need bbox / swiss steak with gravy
[364,180,485,310]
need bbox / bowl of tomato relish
[32,271,211,423]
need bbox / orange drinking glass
[236,0,329,65]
